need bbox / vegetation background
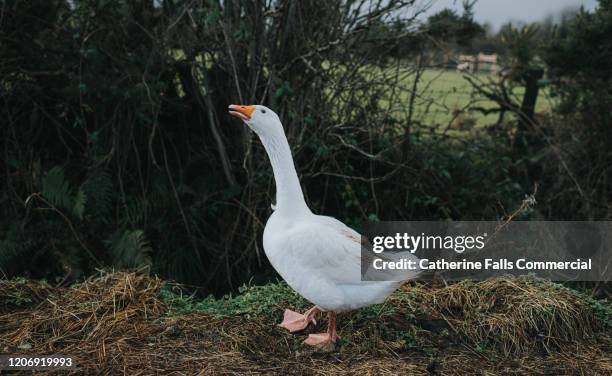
[1,0,611,299]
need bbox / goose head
[228,104,282,138]
[228,103,309,215]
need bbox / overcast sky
[418,0,599,31]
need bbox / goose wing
[279,215,420,284]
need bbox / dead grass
[413,278,602,355]
[0,272,610,375]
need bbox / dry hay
[0,272,165,373]
[413,277,602,355]
[0,272,610,375]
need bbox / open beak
[228,104,255,121]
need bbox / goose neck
[260,130,309,216]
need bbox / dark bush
[0,0,526,294]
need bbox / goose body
[264,211,401,312]
[228,104,419,346]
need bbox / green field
[403,69,555,127]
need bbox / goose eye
[261,109,267,114]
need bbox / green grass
[392,69,556,127]
[160,281,417,321]
[347,65,557,128]
[160,281,309,317]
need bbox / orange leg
[303,311,340,346]
[278,305,319,333]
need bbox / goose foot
[303,332,341,346]
[278,306,319,333]
[303,311,340,348]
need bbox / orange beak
[228,104,255,121]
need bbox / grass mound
[0,272,610,375]
[415,278,604,355]
[0,273,165,373]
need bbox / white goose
[228,104,420,347]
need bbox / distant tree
[543,0,612,122]
[498,23,545,141]
[470,22,499,54]
[424,0,484,49]
[537,0,612,220]
[465,21,546,154]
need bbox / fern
[121,195,150,226]
[81,170,113,223]
[73,187,87,220]
[41,166,89,220]
[42,166,74,210]
[107,229,152,269]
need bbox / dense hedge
[1,0,607,294]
